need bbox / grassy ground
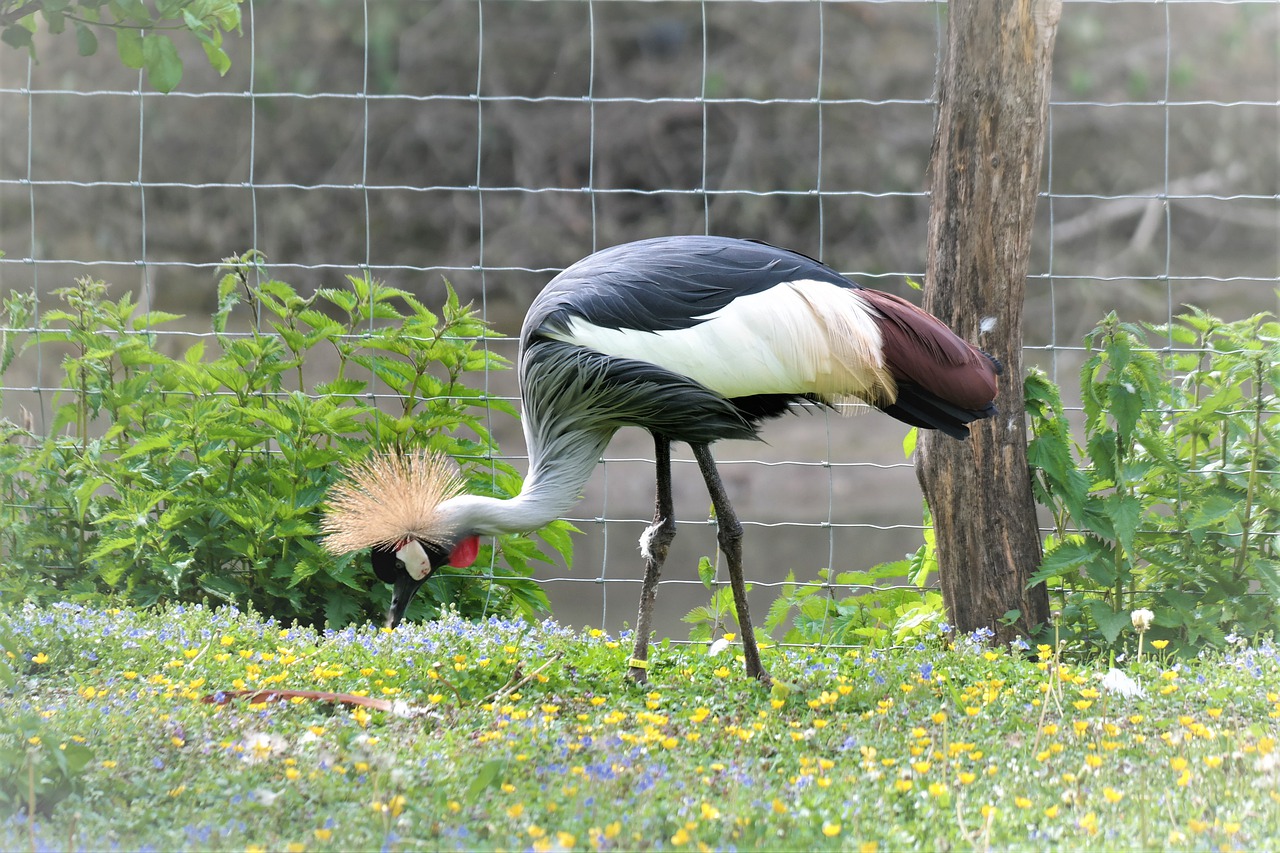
[1,603,1278,851]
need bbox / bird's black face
[372,538,451,629]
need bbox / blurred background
[1,0,1277,637]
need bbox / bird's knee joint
[717,519,743,541]
[716,521,743,551]
[639,517,676,563]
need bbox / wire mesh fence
[1,0,1277,638]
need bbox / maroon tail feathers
[860,289,1001,440]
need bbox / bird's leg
[628,436,677,684]
[691,444,771,684]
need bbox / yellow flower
[1103,787,1123,803]
[929,782,948,798]
[31,653,49,665]
[959,772,977,785]
[893,779,913,793]
[1151,639,1169,650]
[285,844,306,853]
[821,821,841,837]
[1203,755,1223,769]
[700,802,721,820]
[506,803,524,819]
[1044,804,1060,819]
[313,828,332,841]
[671,828,691,845]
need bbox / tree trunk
[917,0,1060,642]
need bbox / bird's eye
[394,557,406,572]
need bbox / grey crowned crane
[322,235,1000,684]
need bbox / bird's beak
[386,572,426,629]
[385,539,432,629]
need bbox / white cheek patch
[396,539,432,581]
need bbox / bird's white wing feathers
[550,279,895,404]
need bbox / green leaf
[1087,601,1131,644]
[132,310,184,330]
[74,21,98,56]
[142,34,183,92]
[697,555,716,590]
[1,25,34,52]
[535,521,575,564]
[465,760,506,803]
[323,591,362,628]
[1108,379,1144,442]
[902,426,918,459]
[1105,492,1142,557]
[114,26,144,69]
[0,630,18,689]
[1187,494,1240,531]
[1030,537,1095,585]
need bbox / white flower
[252,787,283,806]
[1099,668,1145,699]
[708,637,731,657]
[1130,608,1154,633]
[241,731,288,764]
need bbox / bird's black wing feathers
[521,236,854,342]
[520,338,771,446]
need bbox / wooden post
[916,0,1060,641]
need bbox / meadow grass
[1,602,1278,851]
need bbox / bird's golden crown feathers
[321,450,466,555]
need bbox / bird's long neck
[438,424,613,536]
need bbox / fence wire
[1,0,1277,638]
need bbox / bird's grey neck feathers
[436,423,612,537]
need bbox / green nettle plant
[758,523,945,648]
[1027,309,1280,650]
[0,254,573,628]
[685,499,946,648]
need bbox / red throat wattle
[449,535,480,567]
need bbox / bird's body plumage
[325,235,1001,679]
[520,235,997,448]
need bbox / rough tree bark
[916,0,1061,642]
